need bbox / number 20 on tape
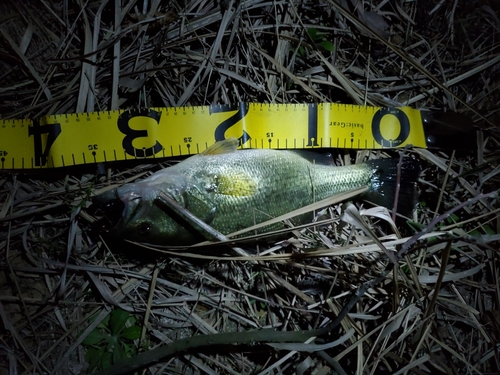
[0,103,426,169]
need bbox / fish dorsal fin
[201,138,239,155]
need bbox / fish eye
[138,222,152,235]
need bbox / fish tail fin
[363,158,420,217]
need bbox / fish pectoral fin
[201,138,239,155]
[216,174,257,196]
[185,186,217,224]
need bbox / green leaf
[483,224,496,235]
[120,325,141,340]
[446,213,459,224]
[319,40,334,52]
[97,314,110,330]
[407,220,426,232]
[86,346,106,372]
[101,351,113,369]
[109,309,130,335]
[113,342,128,364]
[307,28,318,39]
[468,229,481,236]
[124,342,137,356]
[82,329,109,346]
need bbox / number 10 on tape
[0,103,426,169]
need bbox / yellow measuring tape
[0,103,426,170]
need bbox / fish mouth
[91,188,139,234]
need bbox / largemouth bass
[93,138,419,245]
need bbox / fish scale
[176,149,370,235]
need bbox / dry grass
[1,1,500,374]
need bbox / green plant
[298,27,335,56]
[82,309,141,372]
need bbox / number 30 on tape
[0,103,425,169]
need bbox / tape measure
[0,103,431,170]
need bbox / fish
[92,138,420,245]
